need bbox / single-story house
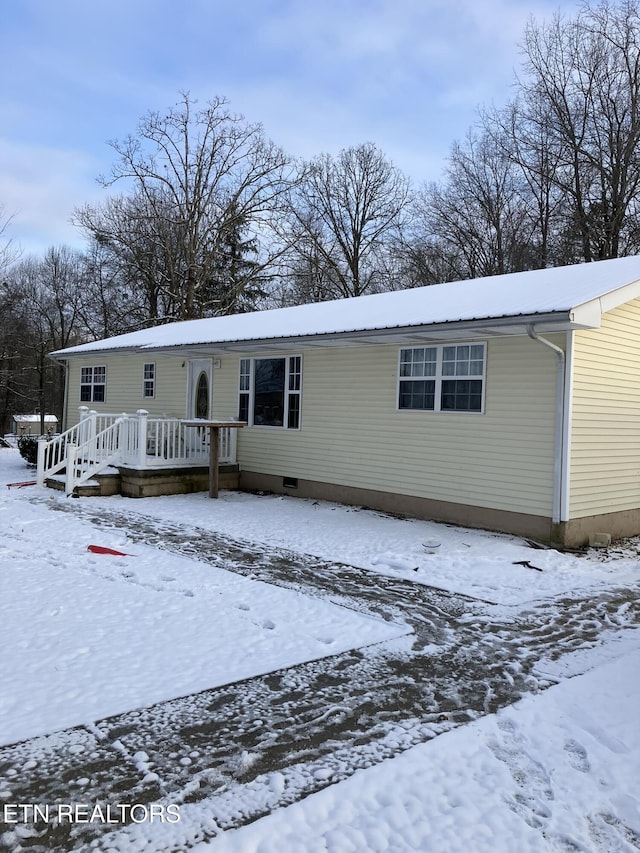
[45,255,640,547]
[12,414,59,435]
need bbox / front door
[186,359,213,456]
[187,359,213,420]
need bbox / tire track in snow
[1,500,638,851]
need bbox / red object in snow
[87,544,134,557]
[7,480,37,489]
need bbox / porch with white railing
[37,407,238,495]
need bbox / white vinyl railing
[37,407,237,494]
[65,417,126,493]
[36,409,123,487]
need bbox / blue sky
[1,0,579,256]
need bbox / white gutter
[526,325,566,525]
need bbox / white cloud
[0,139,107,255]
[0,0,583,253]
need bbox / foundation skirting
[238,471,640,547]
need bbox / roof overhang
[48,256,640,362]
[50,310,590,361]
[89,310,584,358]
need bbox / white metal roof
[51,255,640,357]
[13,414,58,422]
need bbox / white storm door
[187,359,213,420]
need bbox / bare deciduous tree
[407,0,640,277]
[480,99,570,269]
[1,247,84,431]
[0,203,19,276]
[514,0,640,261]
[75,93,294,321]
[284,142,412,300]
[414,130,535,280]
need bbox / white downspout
[526,325,565,526]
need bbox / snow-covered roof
[50,256,640,357]
[13,414,58,423]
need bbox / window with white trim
[143,362,155,398]
[239,356,302,428]
[80,365,106,403]
[398,343,486,412]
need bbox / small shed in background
[12,414,59,436]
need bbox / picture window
[239,356,302,429]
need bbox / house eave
[51,310,588,360]
[145,310,588,354]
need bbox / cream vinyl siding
[64,337,559,516]
[215,337,559,517]
[570,298,640,519]
[65,354,187,424]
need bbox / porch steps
[45,469,122,497]
[44,464,240,498]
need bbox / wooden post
[181,419,245,499]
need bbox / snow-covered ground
[1,446,639,852]
[192,636,640,853]
[0,452,406,746]
[138,634,636,853]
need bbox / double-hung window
[239,356,302,428]
[80,365,106,403]
[143,362,155,398]
[398,343,486,412]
